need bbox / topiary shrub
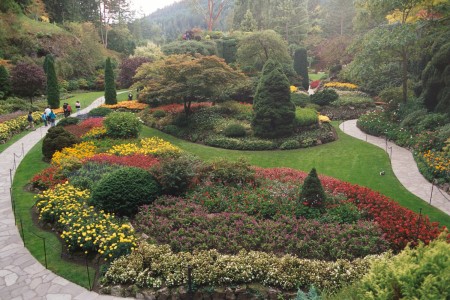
[88,107,113,117]
[291,93,310,107]
[42,127,81,161]
[299,168,327,208]
[310,89,339,106]
[223,124,246,137]
[56,117,80,127]
[104,111,142,139]
[91,167,161,217]
[151,154,204,196]
[295,108,318,127]
[152,110,166,118]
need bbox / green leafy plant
[300,168,327,208]
[310,89,338,106]
[88,107,113,117]
[56,117,80,127]
[104,111,142,138]
[42,126,80,161]
[223,123,247,137]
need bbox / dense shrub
[205,136,277,150]
[56,117,80,127]
[295,108,318,127]
[91,167,161,217]
[88,107,113,117]
[320,202,363,224]
[65,161,123,190]
[151,154,203,196]
[104,111,142,138]
[416,113,447,132]
[291,93,310,107]
[310,89,339,106]
[163,125,182,137]
[280,139,301,150]
[203,158,256,187]
[355,233,449,299]
[223,123,247,137]
[330,95,374,108]
[42,126,81,161]
[152,110,166,118]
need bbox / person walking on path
[41,111,48,126]
[27,111,35,130]
[67,103,72,116]
[49,109,56,127]
[75,100,81,112]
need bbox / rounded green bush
[91,167,161,217]
[56,117,80,127]
[310,89,339,106]
[280,139,300,150]
[152,110,166,118]
[104,111,142,138]
[42,127,81,161]
[88,107,113,117]
[223,123,246,137]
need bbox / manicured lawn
[140,123,450,228]
[309,72,326,80]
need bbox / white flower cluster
[103,243,389,291]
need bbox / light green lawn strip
[12,141,94,289]
[140,123,450,228]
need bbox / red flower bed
[150,102,213,114]
[64,124,91,138]
[84,153,159,170]
[310,80,321,89]
[79,117,104,129]
[30,166,67,190]
[255,167,445,251]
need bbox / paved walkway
[0,96,130,300]
[340,119,450,215]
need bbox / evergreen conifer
[300,168,327,208]
[46,55,60,109]
[104,57,117,105]
[0,65,11,99]
[252,59,295,138]
[293,48,309,90]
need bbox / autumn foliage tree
[134,54,247,115]
[11,62,46,104]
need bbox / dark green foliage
[280,139,301,150]
[91,167,161,217]
[416,113,448,132]
[43,54,54,75]
[252,60,296,138]
[320,202,363,224]
[310,89,339,106]
[65,162,123,190]
[291,93,310,107]
[0,65,11,99]
[422,41,450,116]
[104,111,142,138]
[104,57,117,105]
[204,136,277,150]
[224,124,246,137]
[152,110,166,118]
[295,285,321,300]
[88,107,113,117]
[56,117,80,127]
[300,168,327,208]
[161,40,217,56]
[42,126,80,161]
[45,55,60,109]
[216,38,238,64]
[151,154,203,196]
[293,48,309,90]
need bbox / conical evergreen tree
[104,57,117,105]
[293,48,309,90]
[252,59,295,138]
[300,168,327,208]
[46,55,60,109]
[43,54,54,75]
[0,65,11,99]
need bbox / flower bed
[324,82,358,90]
[107,137,181,157]
[102,100,148,111]
[0,111,42,142]
[149,102,213,114]
[84,153,159,170]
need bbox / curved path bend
[0,96,128,300]
[340,119,450,216]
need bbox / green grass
[12,141,94,289]
[139,123,450,228]
[309,72,327,81]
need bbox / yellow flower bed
[81,126,107,139]
[421,150,449,174]
[35,183,137,259]
[107,137,181,157]
[324,82,358,90]
[102,100,147,110]
[0,112,42,142]
[51,141,97,167]
[290,85,298,93]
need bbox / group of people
[41,106,57,127]
[34,101,81,128]
[62,102,72,117]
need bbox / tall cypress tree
[294,48,309,90]
[46,55,60,109]
[104,57,117,105]
[252,59,295,138]
[0,65,11,99]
